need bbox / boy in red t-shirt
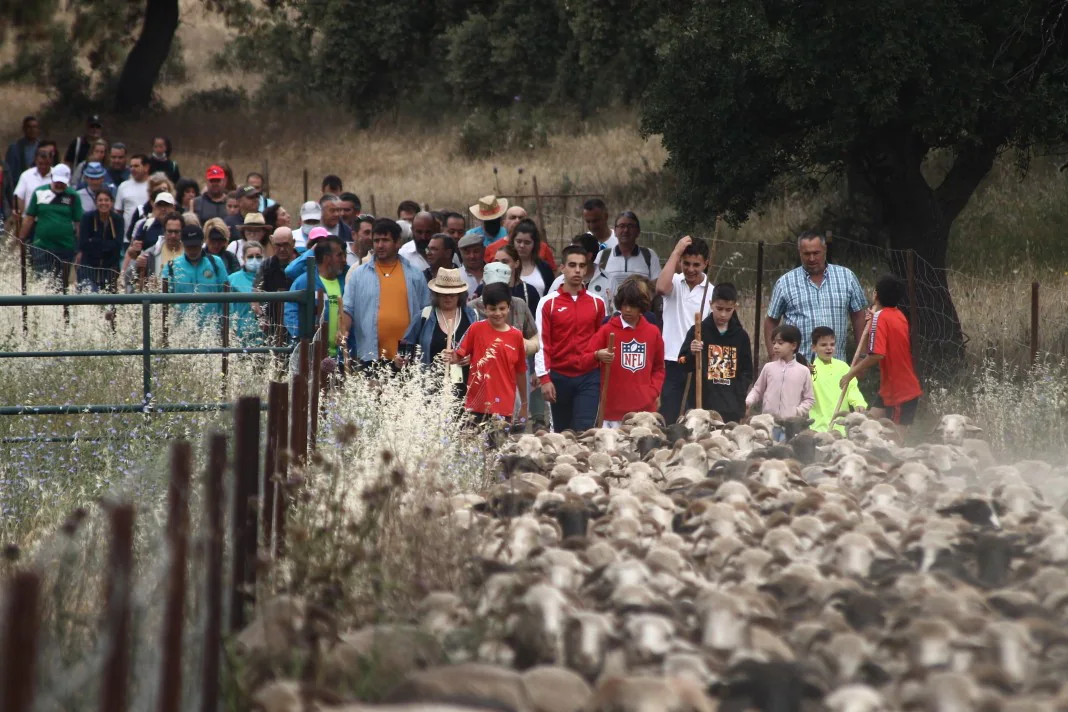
[590,277,666,428]
[453,282,528,429]
[839,274,923,427]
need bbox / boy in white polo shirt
[654,235,714,423]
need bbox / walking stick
[694,312,703,410]
[678,373,692,423]
[594,334,615,428]
[832,321,873,425]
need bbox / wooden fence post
[264,381,289,554]
[1,570,42,712]
[231,397,261,632]
[290,373,309,469]
[532,176,547,246]
[158,441,191,712]
[753,240,765,372]
[1031,281,1040,366]
[100,503,135,712]
[200,433,226,712]
[906,249,918,361]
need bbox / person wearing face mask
[228,241,266,345]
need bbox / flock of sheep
[245,409,1068,712]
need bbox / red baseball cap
[205,165,225,180]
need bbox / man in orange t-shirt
[340,218,431,367]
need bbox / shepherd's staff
[694,312,704,411]
[594,333,616,428]
[832,318,873,425]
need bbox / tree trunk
[113,0,180,114]
[855,135,970,379]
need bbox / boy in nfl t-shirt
[839,274,923,428]
[589,277,665,428]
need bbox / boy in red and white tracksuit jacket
[535,246,607,432]
[590,278,665,427]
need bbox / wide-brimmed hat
[83,162,107,180]
[428,268,469,294]
[469,195,508,222]
[237,212,267,230]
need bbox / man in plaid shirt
[764,231,868,363]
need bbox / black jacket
[78,210,124,267]
[678,313,753,422]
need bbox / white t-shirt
[663,272,714,362]
[398,240,429,273]
[116,178,149,232]
[597,229,618,252]
[520,266,546,297]
[14,167,51,210]
[459,265,481,297]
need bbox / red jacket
[590,315,666,420]
[535,287,606,383]
[484,236,557,271]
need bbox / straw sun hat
[469,195,508,221]
[428,268,469,294]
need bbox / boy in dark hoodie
[678,283,753,423]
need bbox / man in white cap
[464,195,509,247]
[129,191,177,252]
[294,200,322,252]
[19,162,82,282]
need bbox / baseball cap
[51,164,72,184]
[300,201,322,222]
[83,162,107,179]
[236,185,261,199]
[458,233,483,250]
[205,165,225,181]
[154,192,176,206]
[87,115,102,128]
[180,225,205,245]
[483,262,512,285]
[307,227,330,245]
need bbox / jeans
[549,370,601,433]
[659,360,689,424]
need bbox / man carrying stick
[655,236,714,423]
[590,277,665,428]
[839,274,923,432]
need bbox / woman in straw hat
[398,267,478,400]
[228,212,274,265]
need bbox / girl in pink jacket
[746,325,815,435]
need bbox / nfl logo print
[620,339,646,373]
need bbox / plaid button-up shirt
[767,264,867,361]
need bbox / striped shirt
[767,264,867,361]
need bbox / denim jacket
[342,256,430,362]
[401,305,478,365]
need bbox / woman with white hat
[398,267,478,400]
[228,212,274,265]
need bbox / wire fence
[541,208,1068,386]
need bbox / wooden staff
[694,312,704,410]
[594,333,616,428]
[678,372,692,423]
[832,320,873,425]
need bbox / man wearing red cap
[193,164,229,224]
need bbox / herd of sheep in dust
[245,408,1068,712]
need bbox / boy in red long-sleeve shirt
[535,245,607,432]
[590,277,665,427]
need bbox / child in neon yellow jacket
[809,326,866,434]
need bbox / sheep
[935,413,983,446]
[586,675,717,712]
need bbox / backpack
[599,245,653,274]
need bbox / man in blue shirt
[164,224,230,322]
[464,195,508,247]
[764,231,868,363]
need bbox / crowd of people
[1,114,924,435]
